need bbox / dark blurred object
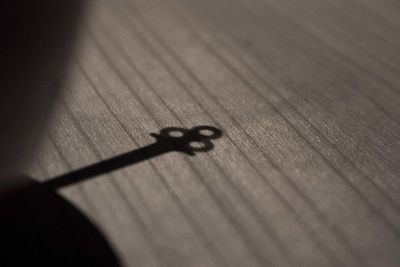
[0,175,120,267]
[0,0,85,191]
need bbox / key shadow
[0,126,222,267]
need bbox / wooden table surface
[26,0,400,266]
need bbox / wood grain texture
[26,0,400,266]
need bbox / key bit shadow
[0,126,222,267]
